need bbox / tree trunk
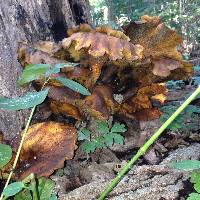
[0,0,91,139]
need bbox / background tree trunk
[0,0,91,139]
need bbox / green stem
[0,106,36,200]
[0,78,49,200]
[98,85,200,200]
[31,174,39,200]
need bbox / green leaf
[14,189,32,200]
[45,63,79,77]
[38,177,55,200]
[103,134,113,147]
[55,63,78,68]
[171,160,200,170]
[96,121,110,134]
[191,172,200,184]
[111,123,127,133]
[0,144,12,168]
[78,128,91,141]
[18,64,51,86]
[160,105,200,132]
[3,182,25,197]
[194,182,200,193]
[187,193,200,200]
[54,77,91,96]
[82,141,96,153]
[112,133,124,145]
[190,172,200,193]
[94,137,105,149]
[49,193,58,200]
[0,89,49,110]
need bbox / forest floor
[41,78,200,200]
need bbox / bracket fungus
[17,15,192,122]
[6,15,193,179]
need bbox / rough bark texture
[0,0,91,139]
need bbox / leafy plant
[0,144,12,168]
[187,172,200,200]
[0,173,57,200]
[54,77,91,96]
[0,89,49,111]
[166,80,185,90]
[160,105,200,132]
[171,160,200,171]
[192,66,200,86]
[0,62,90,200]
[172,160,200,200]
[17,63,78,86]
[78,121,127,153]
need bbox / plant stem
[98,85,200,200]
[31,174,39,200]
[0,106,36,200]
[0,79,49,200]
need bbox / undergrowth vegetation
[0,62,91,200]
[78,121,126,153]
[160,104,200,132]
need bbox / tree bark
[0,0,91,139]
